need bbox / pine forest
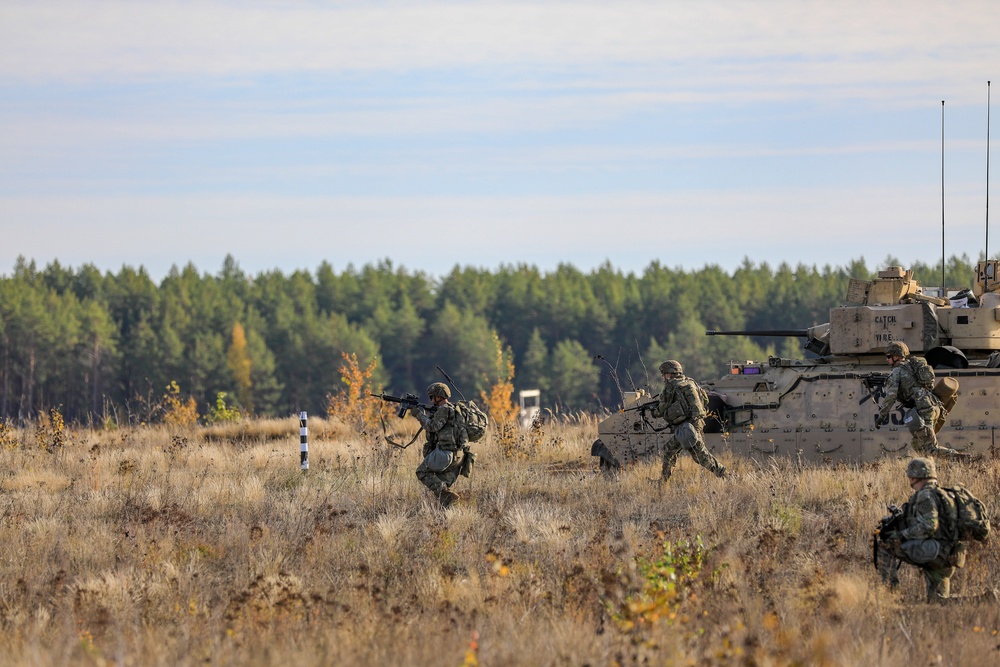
[0,253,981,425]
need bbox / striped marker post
[299,411,309,471]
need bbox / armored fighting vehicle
[592,261,1000,467]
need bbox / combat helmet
[427,382,451,399]
[885,342,910,358]
[659,360,683,374]
[905,457,937,480]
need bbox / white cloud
[1,1,996,103]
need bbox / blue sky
[1,1,998,282]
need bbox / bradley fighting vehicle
[592,262,1000,467]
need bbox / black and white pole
[299,411,309,471]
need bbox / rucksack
[679,379,708,420]
[907,357,935,390]
[697,383,711,414]
[456,400,488,443]
[937,484,991,542]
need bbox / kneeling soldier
[877,457,959,603]
[412,382,468,507]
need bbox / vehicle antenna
[941,99,946,297]
[594,353,630,405]
[435,366,466,401]
[987,81,992,260]
[635,340,652,389]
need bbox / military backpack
[456,400,488,443]
[680,379,709,420]
[906,357,936,390]
[935,484,991,542]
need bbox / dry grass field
[1,413,998,666]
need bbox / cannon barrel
[705,329,809,337]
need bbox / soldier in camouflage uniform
[877,457,960,603]
[412,382,468,508]
[876,341,965,459]
[650,360,727,483]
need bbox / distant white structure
[518,389,541,428]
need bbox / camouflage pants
[415,450,463,494]
[878,538,955,603]
[662,421,726,480]
[911,405,967,459]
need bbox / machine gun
[859,372,889,407]
[621,399,659,414]
[872,503,904,569]
[369,392,438,418]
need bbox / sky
[1,1,998,283]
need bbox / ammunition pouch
[900,538,952,568]
[903,408,926,433]
[459,447,476,478]
[665,402,686,424]
[675,422,699,449]
[423,447,455,473]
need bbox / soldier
[412,382,468,507]
[875,341,965,459]
[877,457,960,603]
[650,360,726,483]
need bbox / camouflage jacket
[415,403,468,454]
[652,374,708,425]
[898,480,958,543]
[879,357,938,419]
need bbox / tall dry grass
[0,414,998,666]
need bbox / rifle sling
[379,412,424,449]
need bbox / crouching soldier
[412,382,468,508]
[876,457,960,603]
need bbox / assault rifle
[872,503,904,568]
[369,392,438,418]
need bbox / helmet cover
[427,382,451,399]
[905,457,937,480]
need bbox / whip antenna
[941,100,946,296]
[988,81,992,260]
[435,366,466,401]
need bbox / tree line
[0,253,980,424]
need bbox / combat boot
[878,553,901,588]
[944,588,999,604]
[439,489,460,508]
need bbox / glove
[875,414,889,427]
[880,530,899,542]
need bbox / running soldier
[650,360,727,483]
[876,342,965,459]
